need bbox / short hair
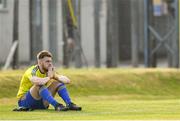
[37,50,52,60]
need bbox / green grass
[1,68,180,98]
[1,96,180,120]
[1,68,180,119]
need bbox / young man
[15,50,81,111]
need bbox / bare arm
[53,73,71,84]
[30,76,50,85]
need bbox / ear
[37,59,42,65]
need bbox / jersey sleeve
[25,66,38,80]
[26,71,33,80]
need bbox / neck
[38,65,45,74]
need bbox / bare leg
[42,80,81,111]
[30,85,41,100]
[29,81,60,99]
[29,81,60,107]
[43,81,62,107]
[48,81,62,96]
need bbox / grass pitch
[0,68,180,120]
[1,96,180,120]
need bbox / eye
[47,60,52,63]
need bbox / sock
[57,83,71,105]
[39,86,58,108]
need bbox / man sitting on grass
[14,50,81,111]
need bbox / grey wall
[81,0,95,65]
[0,0,30,64]
[81,0,107,66]
[19,0,30,62]
[0,0,13,63]
[0,0,107,66]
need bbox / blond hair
[37,50,52,60]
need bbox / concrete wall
[42,0,49,51]
[56,0,63,63]
[0,0,13,63]
[81,0,95,65]
[0,0,63,64]
[100,0,107,65]
[42,0,63,63]
[81,0,107,66]
[0,0,107,66]
[18,0,30,62]
[0,0,30,64]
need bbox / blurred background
[0,0,179,69]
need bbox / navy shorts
[18,91,47,109]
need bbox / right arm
[30,76,50,85]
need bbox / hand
[58,75,70,84]
[48,65,54,71]
[53,72,59,80]
[47,66,55,79]
[41,77,50,85]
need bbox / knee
[31,85,46,93]
[49,81,63,91]
[57,83,66,91]
[52,81,62,87]
[30,85,43,100]
[31,85,41,91]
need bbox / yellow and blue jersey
[16,65,53,99]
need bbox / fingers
[53,72,59,80]
[58,75,71,84]
[47,67,54,79]
[48,65,54,71]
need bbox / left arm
[53,73,71,84]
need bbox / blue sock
[39,86,58,108]
[57,83,71,105]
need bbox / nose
[49,63,52,66]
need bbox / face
[38,57,52,72]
